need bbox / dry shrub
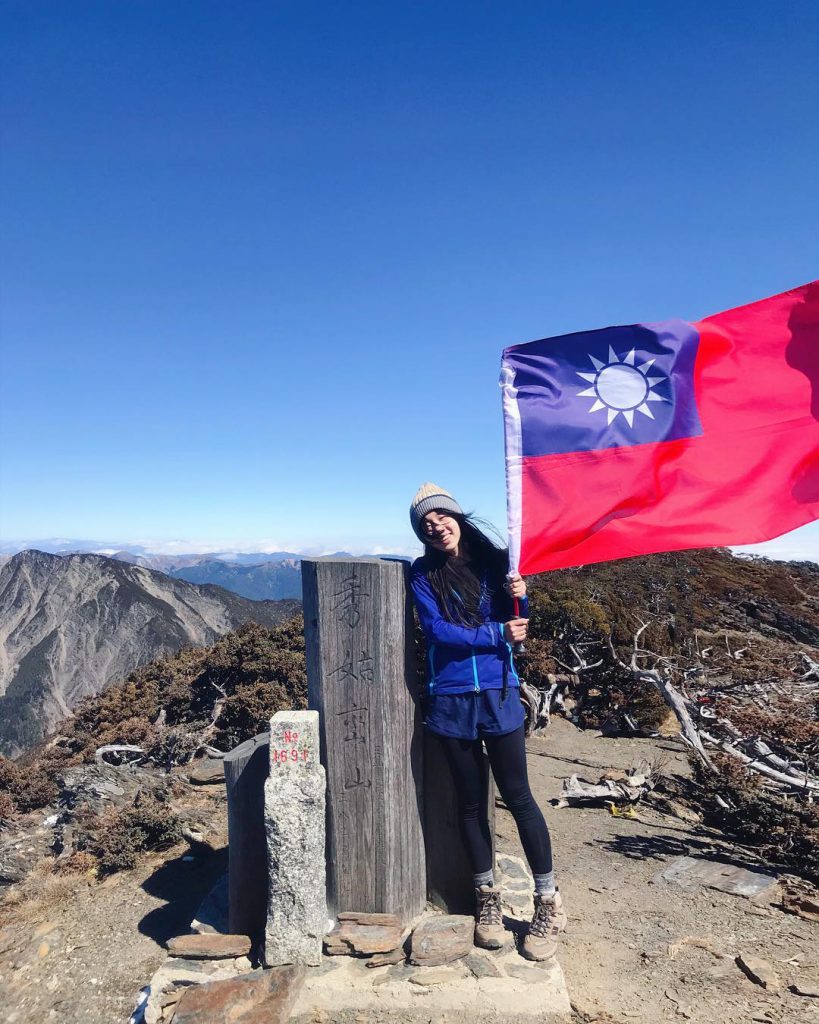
[0,790,16,824]
[0,616,307,814]
[0,884,23,911]
[3,857,86,918]
[0,755,17,789]
[53,851,97,877]
[146,726,203,771]
[30,871,83,913]
[12,771,59,812]
[0,754,59,815]
[716,700,819,751]
[692,754,819,879]
[76,797,183,874]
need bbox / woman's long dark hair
[424,513,510,627]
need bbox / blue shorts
[423,687,525,741]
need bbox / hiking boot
[474,885,507,949]
[521,889,566,961]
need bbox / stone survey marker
[264,710,328,967]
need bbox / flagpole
[499,362,523,575]
[500,360,526,652]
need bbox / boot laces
[477,888,502,925]
[530,894,558,938]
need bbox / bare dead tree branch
[799,652,819,680]
[607,620,715,769]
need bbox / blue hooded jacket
[410,555,529,696]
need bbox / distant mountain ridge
[0,543,412,602]
[108,550,309,572]
[0,540,362,565]
[169,558,303,600]
[0,550,300,757]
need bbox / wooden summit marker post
[302,558,425,922]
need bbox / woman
[409,482,565,960]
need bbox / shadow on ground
[593,832,770,874]
[137,845,229,945]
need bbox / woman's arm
[410,568,504,651]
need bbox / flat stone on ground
[166,933,252,959]
[409,915,473,966]
[172,965,305,1023]
[503,890,533,910]
[337,911,400,927]
[465,951,504,978]
[504,961,553,982]
[366,946,405,967]
[497,854,532,882]
[653,856,778,899]
[387,962,418,982]
[736,953,780,990]
[187,758,225,784]
[144,957,254,1024]
[324,917,403,956]
[315,957,342,975]
[324,912,403,956]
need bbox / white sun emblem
[576,346,667,427]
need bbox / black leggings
[433,724,553,876]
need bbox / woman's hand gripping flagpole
[505,573,528,655]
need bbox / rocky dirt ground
[1,720,818,1024]
[517,721,818,1024]
[0,782,229,1024]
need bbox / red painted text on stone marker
[271,747,310,764]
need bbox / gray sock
[533,871,556,896]
[473,869,494,889]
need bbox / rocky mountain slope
[0,551,300,757]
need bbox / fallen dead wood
[606,624,715,769]
[524,611,819,812]
[557,763,657,808]
[699,730,819,793]
[94,744,147,765]
[604,620,819,799]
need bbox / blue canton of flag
[502,319,704,458]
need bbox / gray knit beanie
[409,482,464,543]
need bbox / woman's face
[421,511,461,556]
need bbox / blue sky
[1,1,817,560]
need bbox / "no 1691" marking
[272,748,310,764]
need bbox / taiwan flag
[500,281,819,575]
